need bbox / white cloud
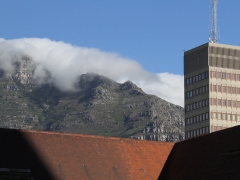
[137,73,184,106]
[0,38,184,106]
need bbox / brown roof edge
[0,128,175,144]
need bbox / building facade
[184,43,240,139]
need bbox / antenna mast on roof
[209,0,218,43]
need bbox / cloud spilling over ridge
[0,38,184,106]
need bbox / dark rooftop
[158,125,240,180]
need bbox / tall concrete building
[184,42,240,139]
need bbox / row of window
[186,70,240,86]
[185,72,208,85]
[211,125,227,133]
[185,85,208,99]
[210,84,240,94]
[186,126,209,139]
[185,99,209,112]
[186,112,209,125]
[210,70,240,81]
[210,98,240,108]
[211,112,240,121]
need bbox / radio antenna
[209,0,218,43]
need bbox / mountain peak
[76,73,119,91]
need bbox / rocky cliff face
[0,57,185,142]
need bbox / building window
[232,100,236,107]
[201,73,205,80]
[189,77,192,84]
[189,91,193,97]
[218,99,222,106]
[199,101,202,108]
[205,99,209,106]
[238,115,240,121]
[202,113,205,120]
[192,76,195,83]
[237,101,240,108]
[213,85,217,92]
[197,129,199,136]
[212,71,216,78]
[237,74,240,81]
[200,128,202,135]
[212,98,217,105]
[222,86,226,93]
[193,103,196,110]
[186,78,189,85]
[196,88,199,96]
[206,112,209,119]
[228,114,231,120]
[205,72,208,78]
[237,88,240,94]
[222,113,226,120]
[222,72,226,79]
[227,87,231,94]
[198,74,202,81]
[196,115,199,122]
[232,114,236,121]
[222,100,227,106]
[218,113,221,120]
[218,72,222,79]
[203,127,206,134]
[217,85,221,92]
[202,100,205,107]
[196,75,198,82]
[227,100,231,107]
[206,126,209,133]
[205,85,209,92]
[227,73,231,80]
[212,112,216,119]
[232,74,236,81]
[232,87,236,94]
[199,114,202,121]
[190,117,193,124]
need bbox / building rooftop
[2,125,240,179]
[0,128,174,180]
[158,125,240,180]
[185,42,240,55]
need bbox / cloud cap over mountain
[0,38,183,106]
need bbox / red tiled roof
[158,125,240,180]
[0,129,174,180]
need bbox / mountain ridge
[0,57,184,141]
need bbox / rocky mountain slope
[0,56,185,141]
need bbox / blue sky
[0,1,239,106]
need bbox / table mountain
[0,57,184,141]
